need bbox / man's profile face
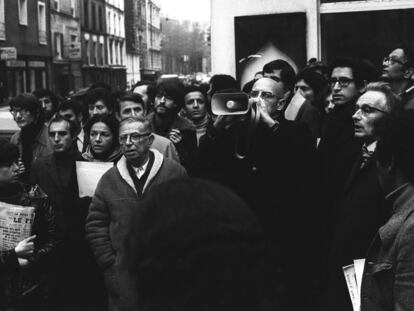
[118,101,145,120]
[49,120,75,154]
[381,48,410,81]
[352,90,389,142]
[330,67,360,106]
[119,121,153,164]
[0,161,19,184]
[251,78,282,119]
[133,85,149,105]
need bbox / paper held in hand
[343,258,366,311]
[0,202,35,251]
[76,161,113,197]
[284,91,307,121]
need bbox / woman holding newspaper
[0,138,59,310]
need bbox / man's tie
[360,144,374,169]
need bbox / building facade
[211,0,414,86]
[143,0,161,80]
[0,0,52,104]
[80,0,126,91]
[124,0,145,88]
[50,0,82,96]
[105,0,126,90]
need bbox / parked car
[0,106,19,140]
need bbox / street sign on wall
[0,47,17,60]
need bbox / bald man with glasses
[86,116,187,311]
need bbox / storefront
[0,56,50,104]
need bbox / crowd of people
[1,44,414,311]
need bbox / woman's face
[294,79,315,102]
[90,122,115,157]
[0,162,19,184]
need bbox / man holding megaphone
[198,69,317,310]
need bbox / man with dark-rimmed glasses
[381,45,414,109]
[322,82,403,311]
[85,116,187,311]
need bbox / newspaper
[343,258,366,311]
[0,202,35,251]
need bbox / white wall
[211,0,319,77]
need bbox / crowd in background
[1,44,414,311]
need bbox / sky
[157,0,210,23]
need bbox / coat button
[252,166,257,172]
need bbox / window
[98,7,103,32]
[38,2,47,45]
[52,0,59,11]
[91,3,96,31]
[83,0,89,28]
[18,0,28,25]
[93,41,97,65]
[100,42,104,65]
[70,0,75,17]
[85,40,90,65]
[0,0,5,40]
[55,33,64,59]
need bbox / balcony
[38,30,47,45]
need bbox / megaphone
[211,92,250,115]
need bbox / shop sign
[6,60,26,68]
[28,61,46,68]
[0,47,17,60]
[69,43,81,59]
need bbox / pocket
[104,264,121,299]
[371,262,393,274]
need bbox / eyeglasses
[119,132,151,143]
[249,90,276,100]
[329,77,354,89]
[354,104,388,116]
[9,108,29,116]
[383,56,407,66]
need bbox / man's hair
[295,68,328,98]
[155,79,185,111]
[132,80,156,104]
[329,57,379,89]
[119,116,153,133]
[377,110,414,184]
[84,114,120,147]
[84,87,113,111]
[394,44,414,68]
[48,115,78,138]
[0,139,19,167]
[361,82,403,139]
[9,93,43,123]
[115,92,146,114]
[125,178,279,311]
[262,59,296,91]
[209,75,238,97]
[32,88,60,110]
[184,85,207,101]
[364,82,403,112]
[58,98,84,119]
